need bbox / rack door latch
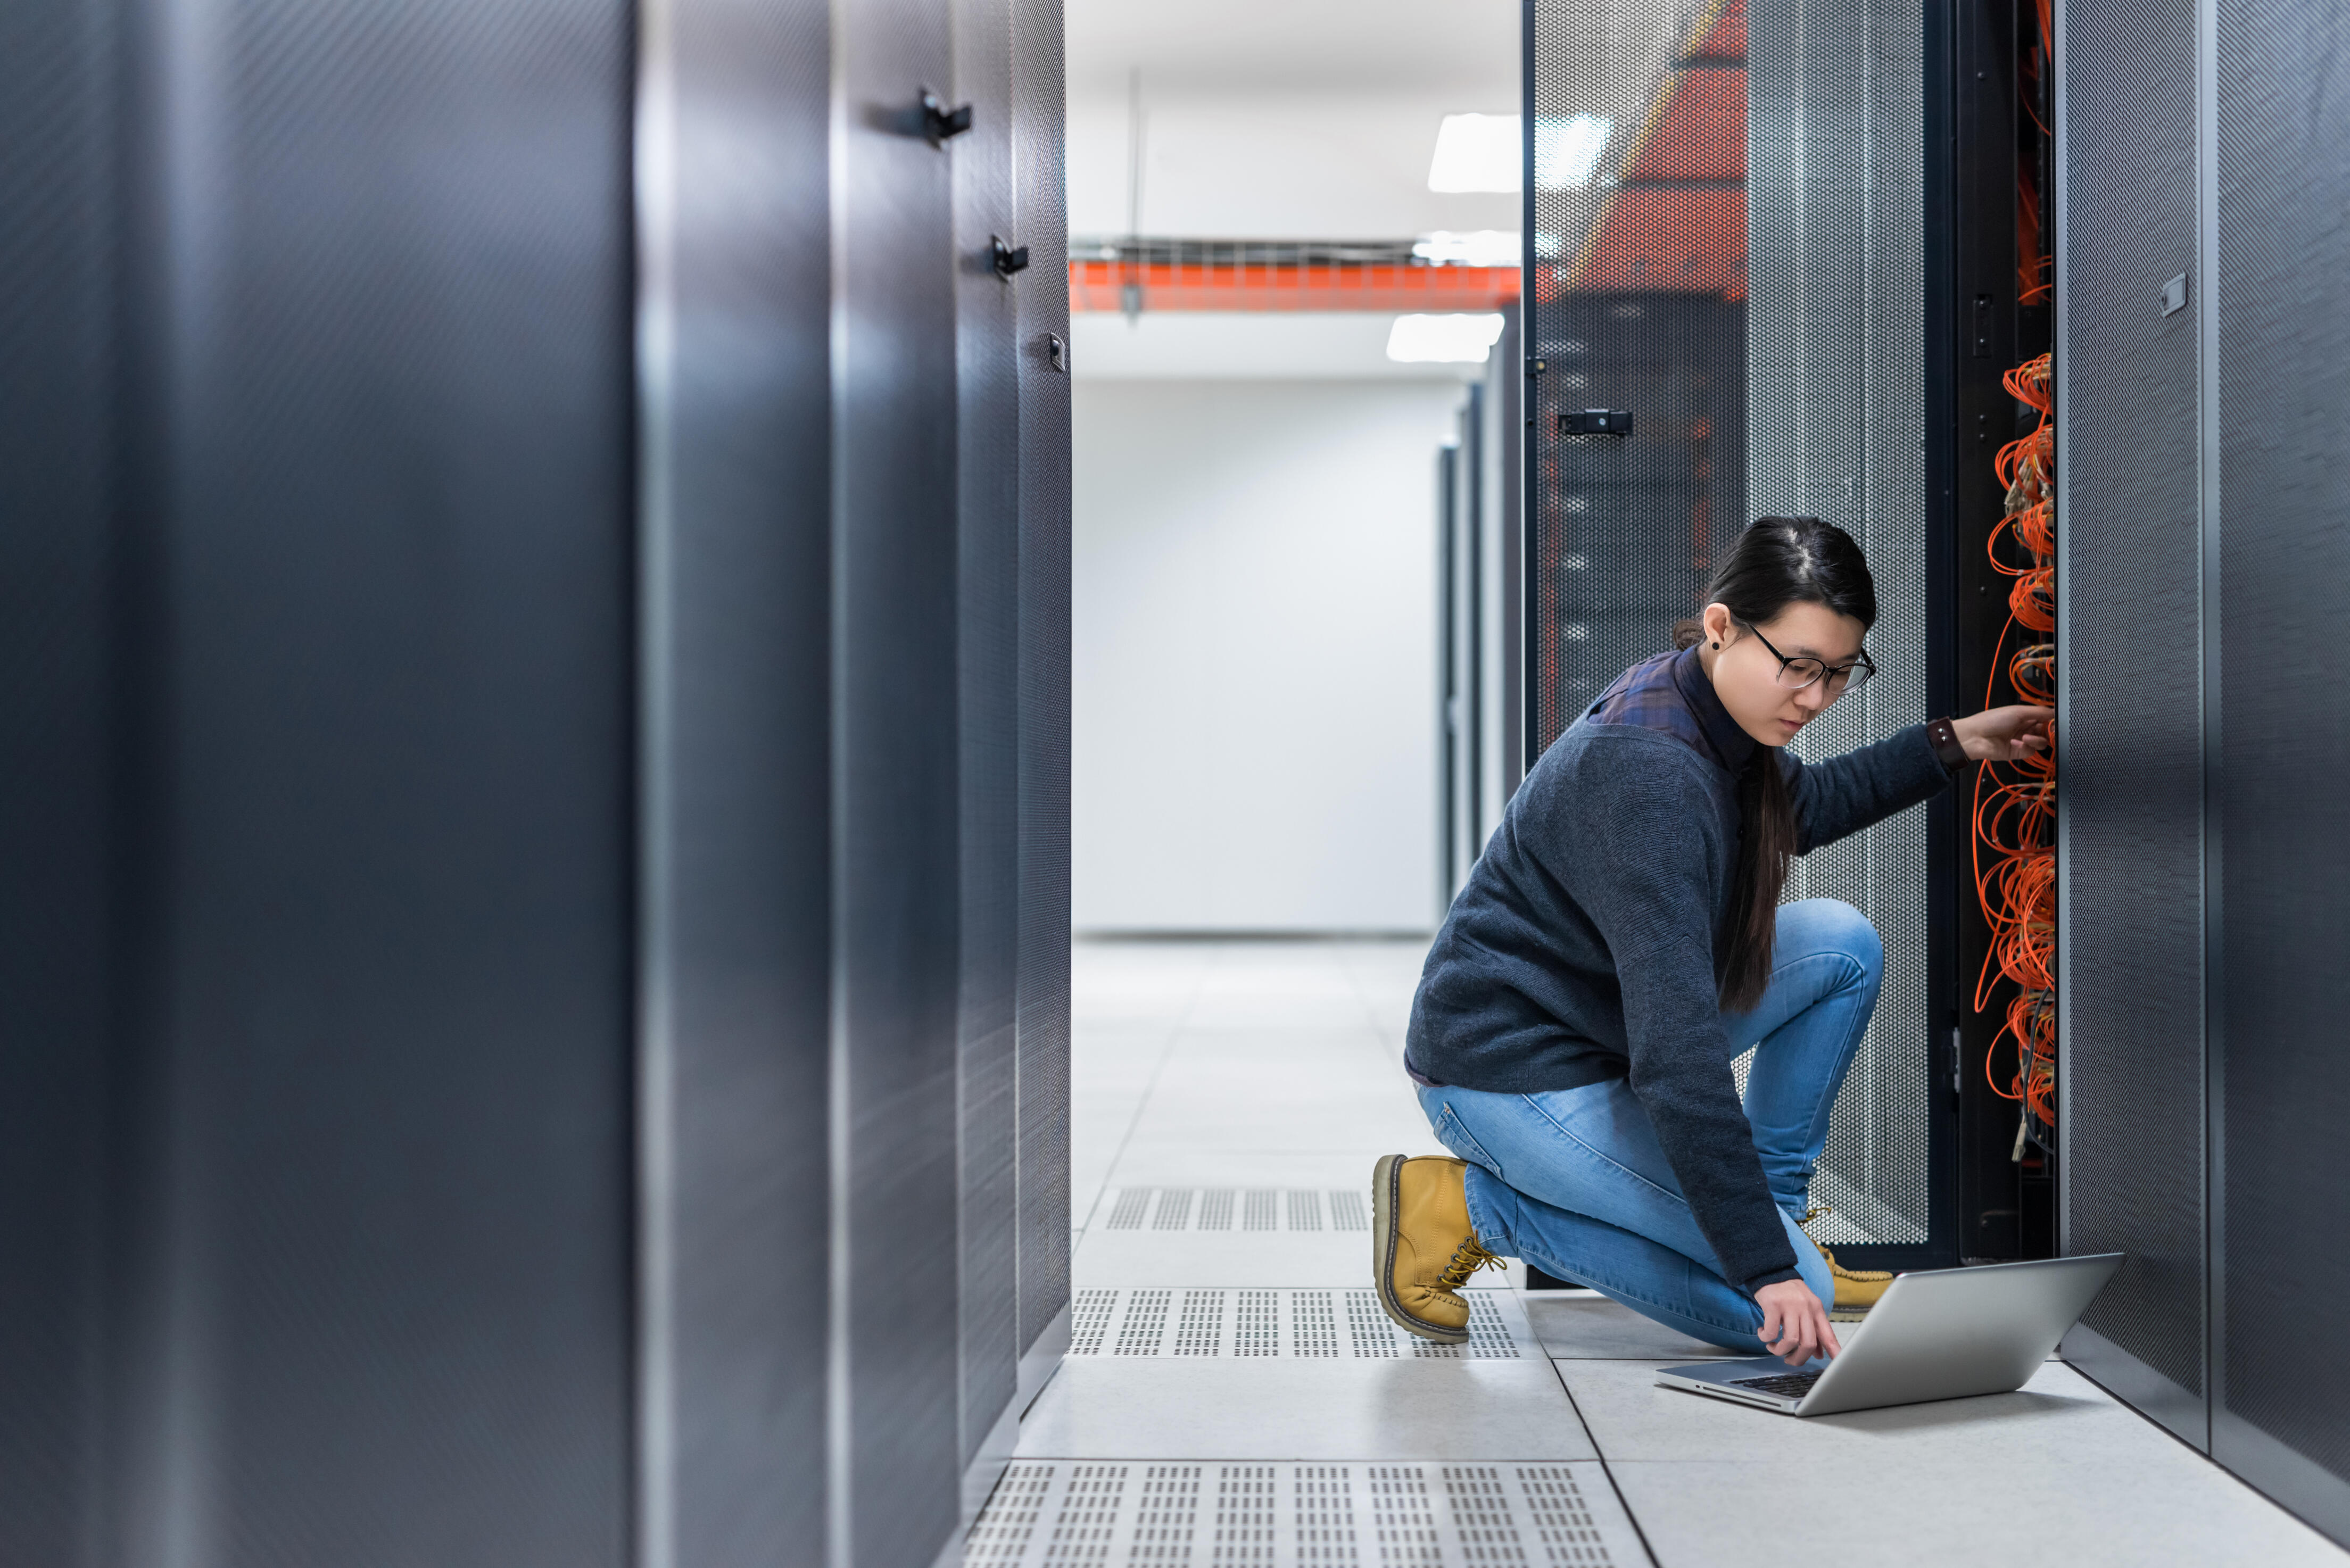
[1559,408,1634,436]
[920,89,974,145]
[991,236,1031,277]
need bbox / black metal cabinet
[2209,0,2350,1538]
[634,0,837,1554]
[1011,0,1075,1405]
[0,0,1068,1560]
[2054,0,2210,1450]
[1524,0,1944,1272]
[2051,0,2350,1540]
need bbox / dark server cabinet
[1009,530,1074,1405]
[2210,0,2350,1540]
[2050,0,2350,1540]
[953,0,1078,1501]
[1443,383,1489,896]
[635,0,837,1554]
[2053,0,2210,1448]
[1524,0,1947,1271]
[1931,0,2058,1268]
[1491,317,1526,806]
[953,0,1024,1503]
[0,0,1068,1561]
[1438,440,1466,902]
[831,0,967,1545]
[1012,0,1076,1410]
[1439,331,1525,906]
[2,0,642,1561]
[0,5,122,1553]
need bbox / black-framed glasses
[1737,620,1877,698]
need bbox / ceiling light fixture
[1427,114,1520,193]
[1412,231,1523,268]
[1427,113,1614,194]
[1386,313,1508,364]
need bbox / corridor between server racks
[967,939,2344,1566]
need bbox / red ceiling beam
[1069,259,1519,314]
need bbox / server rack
[1524,0,1947,1272]
[0,0,1071,1559]
[1931,0,2061,1273]
[1438,439,1464,903]
[2054,0,2350,1543]
[1443,381,1495,898]
[1441,337,1525,905]
[2054,0,2210,1453]
[2206,0,2350,1538]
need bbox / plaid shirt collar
[1586,643,1759,775]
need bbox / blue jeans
[1418,898,1882,1354]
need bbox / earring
[1710,641,1719,649]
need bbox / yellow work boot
[1821,1247,1894,1309]
[1802,1208,1894,1309]
[1372,1154,1502,1342]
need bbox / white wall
[1070,312,1487,382]
[1073,377,1466,932]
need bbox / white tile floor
[977,938,2347,1567]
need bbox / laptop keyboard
[1727,1369,1823,1399]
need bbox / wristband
[1927,716,1970,771]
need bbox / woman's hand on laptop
[1754,1279,1842,1366]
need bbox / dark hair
[1674,517,1877,1013]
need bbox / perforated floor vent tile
[1065,1289,1530,1359]
[966,1460,1647,1565]
[1102,1189,1371,1233]
[1074,1188,1515,1292]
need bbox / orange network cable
[1972,353,2057,1130]
[2018,0,2054,304]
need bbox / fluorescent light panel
[1412,230,1522,268]
[1386,313,1507,363]
[1427,114,1520,193]
[1427,113,1613,194]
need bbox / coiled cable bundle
[1974,353,2057,1142]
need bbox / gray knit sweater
[1405,647,1956,1291]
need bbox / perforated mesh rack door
[2213,0,2350,1528]
[1526,0,1936,1251]
[2054,0,2207,1439]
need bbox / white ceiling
[1066,0,1521,99]
[1061,0,1522,378]
[1066,93,1523,238]
[1064,0,1522,239]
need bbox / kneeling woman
[1376,516,2048,1367]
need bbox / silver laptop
[1653,1252,2123,1417]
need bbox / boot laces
[1434,1238,1503,1293]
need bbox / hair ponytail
[1698,517,1877,1013]
[1720,748,1799,1011]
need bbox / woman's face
[1699,599,1869,748]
